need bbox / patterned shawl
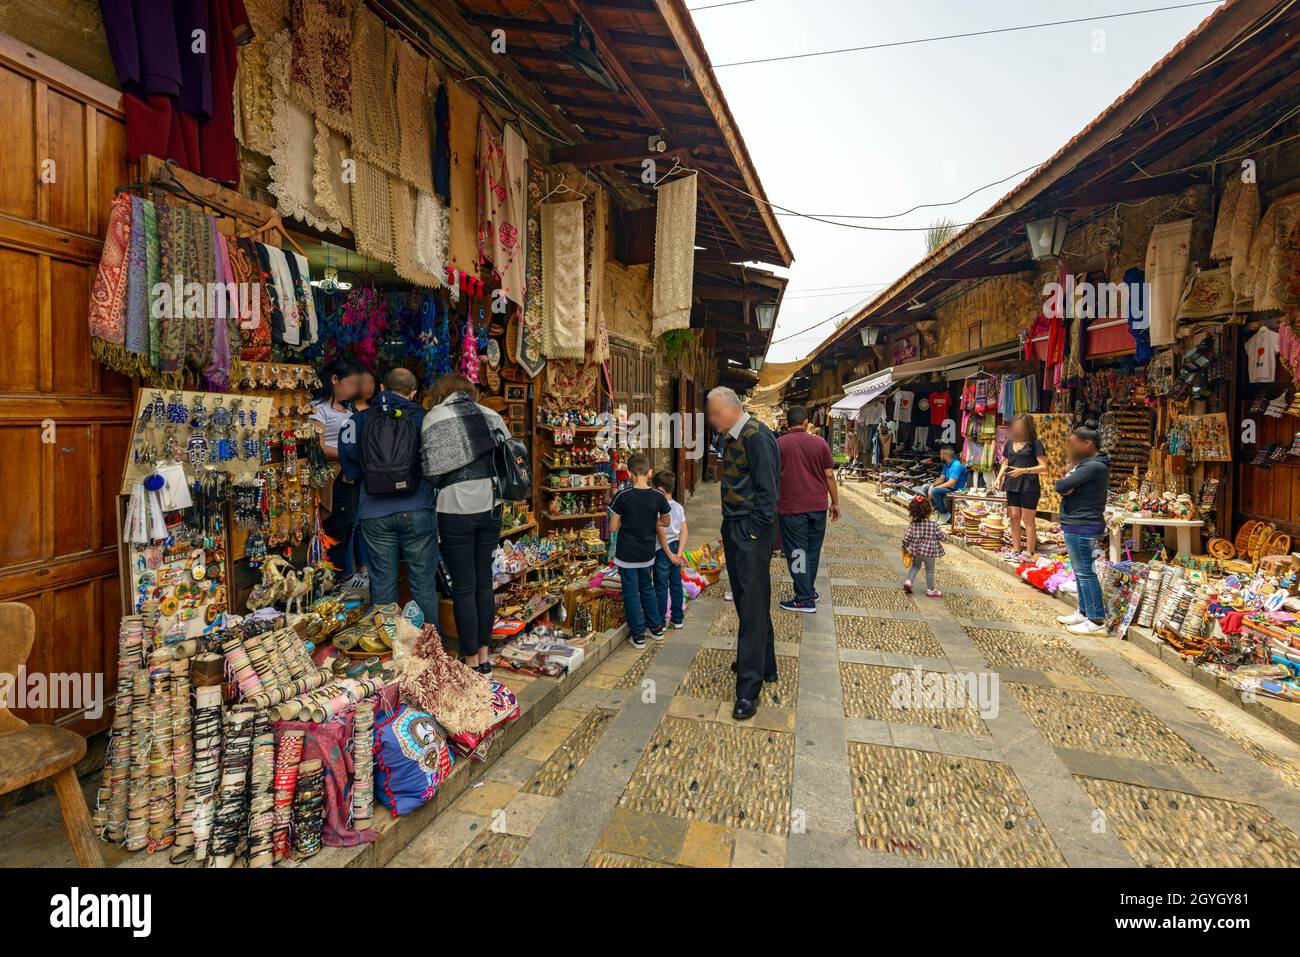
[88,193,134,372]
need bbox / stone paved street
[390,483,1300,868]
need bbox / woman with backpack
[421,375,513,674]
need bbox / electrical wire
[712,2,1223,68]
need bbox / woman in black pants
[420,375,510,674]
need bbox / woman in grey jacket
[421,375,510,673]
[1054,426,1111,636]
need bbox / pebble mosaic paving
[848,743,1065,867]
[709,605,803,643]
[1010,683,1215,770]
[370,483,1300,869]
[1075,777,1300,867]
[619,716,795,834]
[835,615,946,657]
[945,594,1062,627]
[830,585,918,612]
[678,646,799,709]
[524,709,618,797]
[840,662,989,734]
[963,627,1104,677]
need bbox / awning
[830,372,892,418]
[890,340,1021,381]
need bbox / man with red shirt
[776,406,840,613]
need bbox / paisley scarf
[88,193,134,372]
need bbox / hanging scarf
[232,238,271,361]
[517,165,546,378]
[143,198,161,370]
[124,196,151,358]
[89,193,135,373]
[460,311,480,383]
[205,225,233,391]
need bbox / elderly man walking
[707,387,781,721]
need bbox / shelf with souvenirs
[537,401,617,534]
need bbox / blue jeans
[779,510,827,602]
[923,483,954,517]
[361,509,440,621]
[654,541,684,626]
[1064,532,1105,621]
[620,565,662,636]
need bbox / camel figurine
[284,565,315,619]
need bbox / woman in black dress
[995,414,1049,558]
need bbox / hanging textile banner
[541,199,586,359]
[517,164,547,377]
[652,173,698,337]
[1143,218,1192,348]
[476,119,528,308]
[446,78,481,279]
[586,186,609,363]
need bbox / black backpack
[360,405,423,496]
[493,435,533,502]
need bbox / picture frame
[505,384,529,402]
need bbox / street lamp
[748,355,765,372]
[753,301,777,331]
[1026,214,1069,260]
[860,326,881,346]
[810,360,822,374]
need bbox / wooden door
[0,35,133,735]
[674,373,697,496]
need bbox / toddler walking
[901,495,945,598]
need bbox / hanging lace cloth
[349,6,400,174]
[395,39,435,194]
[289,0,354,134]
[267,28,342,233]
[235,0,289,156]
[541,199,586,359]
[351,156,396,264]
[652,173,698,336]
[414,190,452,291]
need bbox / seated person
[920,445,967,522]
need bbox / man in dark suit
[707,386,781,721]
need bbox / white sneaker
[1057,610,1086,626]
[1068,620,1108,636]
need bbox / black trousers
[437,508,500,658]
[722,518,777,702]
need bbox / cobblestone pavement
[390,483,1300,868]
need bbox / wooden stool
[0,603,104,867]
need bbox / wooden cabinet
[0,35,133,735]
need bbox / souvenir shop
[71,0,730,865]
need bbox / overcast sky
[688,0,1222,363]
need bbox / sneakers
[672,620,685,630]
[649,625,667,642]
[629,632,647,649]
[926,589,942,598]
[1068,619,1109,636]
[1057,610,1087,626]
[779,598,816,614]
[724,591,733,602]
[903,580,914,594]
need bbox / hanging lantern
[1026,214,1069,260]
[859,326,881,346]
[748,355,765,372]
[810,360,822,374]
[753,301,777,331]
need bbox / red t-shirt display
[928,391,951,425]
[777,430,834,515]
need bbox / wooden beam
[1053,169,1209,208]
[551,135,698,166]
[560,0,667,130]
[931,259,1038,282]
[1070,18,1300,192]
[693,284,778,302]
[652,0,793,267]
